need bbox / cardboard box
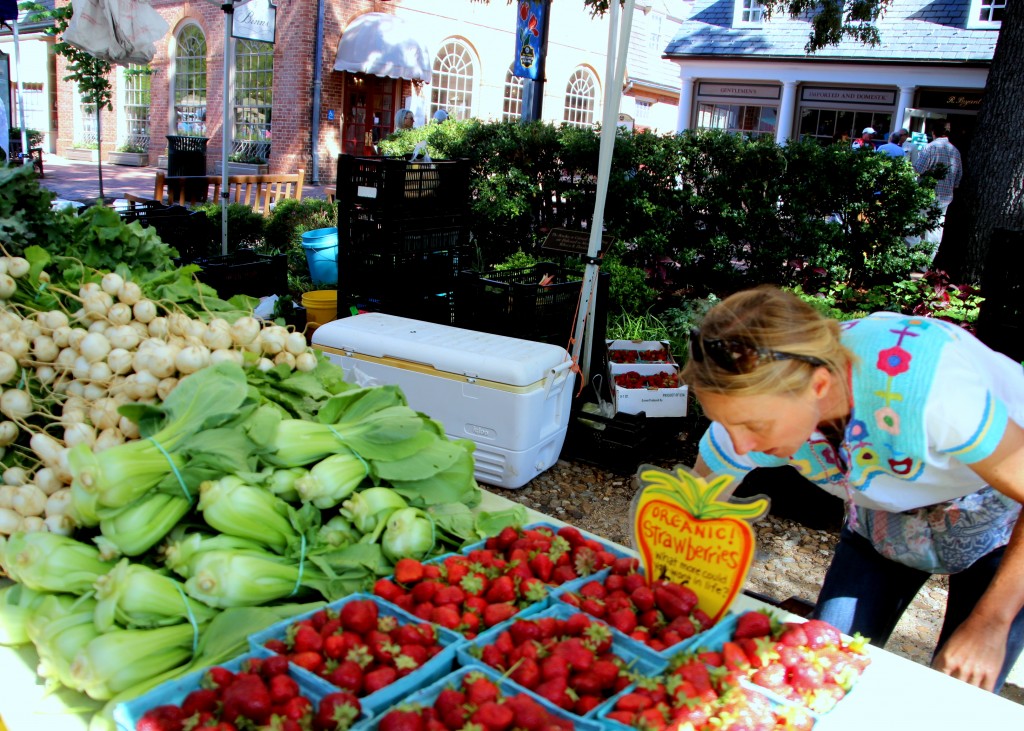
[605,339,677,366]
[610,362,688,418]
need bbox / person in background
[899,128,922,165]
[394,108,415,131]
[913,123,963,258]
[432,109,449,123]
[684,286,1024,693]
[852,127,876,150]
[877,132,906,158]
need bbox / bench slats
[154,170,304,215]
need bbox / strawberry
[503,694,554,731]
[470,700,515,731]
[364,666,399,694]
[433,585,465,606]
[528,553,554,582]
[394,558,426,584]
[463,672,501,706]
[777,622,810,647]
[377,709,423,731]
[136,705,186,731]
[539,653,571,680]
[788,661,825,692]
[734,610,773,640]
[431,605,462,630]
[611,556,639,575]
[373,578,404,603]
[482,602,517,627]
[411,581,441,604]
[269,673,300,704]
[722,641,751,672]
[534,677,573,710]
[510,656,541,689]
[580,597,606,618]
[326,660,363,694]
[751,662,788,691]
[484,575,516,604]
[316,692,362,731]
[292,624,324,654]
[339,599,378,635]
[221,675,272,725]
[550,565,578,585]
[290,651,324,675]
[181,688,218,717]
[279,695,314,723]
[801,619,842,649]
[607,607,638,635]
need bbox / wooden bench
[153,169,304,215]
[6,138,44,177]
[325,186,336,204]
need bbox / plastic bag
[407,139,432,162]
[63,0,169,65]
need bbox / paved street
[35,154,331,204]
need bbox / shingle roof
[626,1,689,91]
[664,0,998,62]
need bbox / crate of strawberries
[247,594,462,719]
[457,603,666,729]
[114,653,367,731]
[607,340,687,418]
[556,559,725,666]
[365,665,578,731]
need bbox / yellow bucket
[302,290,338,332]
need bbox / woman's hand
[932,613,1008,691]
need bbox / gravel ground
[480,451,1024,705]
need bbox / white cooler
[312,313,575,488]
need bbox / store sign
[631,465,769,623]
[233,0,277,44]
[541,228,612,256]
[801,86,896,106]
[697,82,781,100]
[513,1,548,80]
[916,89,984,111]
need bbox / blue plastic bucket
[300,227,339,285]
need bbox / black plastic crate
[455,262,609,348]
[345,212,469,254]
[560,408,687,474]
[192,251,287,299]
[352,290,457,325]
[335,154,469,214]
[115,201,210,258]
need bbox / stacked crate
[334,154,471,323]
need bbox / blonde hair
[681,286,854,398]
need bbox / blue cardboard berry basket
[351,664,584,731]
[247,593,462,719]
[553,566,735,669]
[113,652,357,731]
[456,602,667,729]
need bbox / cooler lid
[312,313,571,387]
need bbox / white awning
[333,12,432,83]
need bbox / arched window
[502,67,524,122]
[121,64,152,151]
[431,40,474,121]
[172,24,208,136]
[563,67,598,128]
[233,39,274,162]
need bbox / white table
[2,492,1023,730]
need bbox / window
[15,82,47,132]
[696,102,777,139]
[563,67,598,128]
[75,96,98,147]
[122,65,152,151]
[233,39,274,162]
[970,0,1005,25]
[647,13,664,51]
[173,24,207,136]
[431,40,474,121]
[798,108,893,145]
[502,67,524,121]
[735,0,764,24]
[635,100,653,126]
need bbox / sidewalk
[36,154,331,203]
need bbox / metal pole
[310,0,325,184]
[221,3,233,256]
[10,19,28,155]
[569,0,635,382]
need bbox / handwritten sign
[631,465,769,623]
[540,228,613,256]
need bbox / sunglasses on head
[688,328,828,374]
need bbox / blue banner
[513,1,547,80]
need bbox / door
[342,75,397,156]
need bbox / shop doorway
[901,109,979,156]
[342,74,398,156]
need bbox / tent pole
[569,0,635,383]
[11,19,29,156]
[221,3,233,256]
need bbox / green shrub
[191,203,268,258]
[265,198,338,284]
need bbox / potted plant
[108,142,150,167]
[227,140,270,175]
[65,140,100,162]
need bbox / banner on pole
[233,0,277,44]
[513,1,547,80]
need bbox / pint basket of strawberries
[114,653,365,731]
[247,594,462,719]
[691,610,871,717]
[457,603,667,726]
[557,560,722,665]
[371,665,579,731]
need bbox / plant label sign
[631,465,770,623]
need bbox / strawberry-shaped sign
[631,465,770,623]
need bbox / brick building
[4,0,687,185]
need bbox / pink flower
[874,406,900,435]
[876,346,911,376]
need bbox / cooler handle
[543,360,574,400]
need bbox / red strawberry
[221,675,272,724]
[136,705,186,731]
[470,700,515,731]
[614,691,654,712]
[550,565,578,585]
[788,661,825,691]
[290,651,324,675]
[316,692,362,731]
[340,599,379,635]
[510,656,541,689]
[534,677,573,710]
[364,666,398,694]
[528,553,554,582]
[722,641,751,672]
[431,605,462,630]
[612,556,639,575]
[433,586,465,607]
[463,672,500,706]
[734,610,773,640]
[579,580,607,600]
[607,607,638,635]
[503,694,554,731]
[394,558,426,584]
[752,662,788,690]
[326,660,364,694]
[373,578,404,603]
[482,602,517,627]
[181,688,218,717]
[801,619,842,649]
[279,695,314,723]
[411,581,441,604]
[292,624,324,654]
[484,575,516,604]
[539,653,571,680]
[778,622,810,647]
[269,673,300,704]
